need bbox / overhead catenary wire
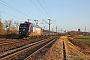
[43,0,53,19]
[0,2,23,20]
[31,0,44,14]
[32,0,56,31]
[43,0,56,23]
[37,0,51,18]
[1,11,23,20]
[0,0,34,20]
[37,0,56,25]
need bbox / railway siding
[0,37,47,53]
[0,38,49,59]
[0,36,58,60]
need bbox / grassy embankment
[74,36,90,48]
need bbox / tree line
[0,19,19,35]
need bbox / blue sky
[0,0,90,32]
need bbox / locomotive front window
[19,24,28,29]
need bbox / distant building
[77,29,83,35]
[83,32,89,36]
[78,28,81,32]
[67,28,89,37]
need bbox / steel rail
[24,38,57,60]
[0,37,46,53]
[0,37,54,60]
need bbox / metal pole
[56,26,57,32]
[34,20,38,26]
[61,28,62,33]
[48,19,51,31]
[27,19,30,22]
[42,19,52,32]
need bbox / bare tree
[70,31,78,38]
[14,21,19,30]
[4,20,12,34]
[11,25,18,34]
[0,20,4,34]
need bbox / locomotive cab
[19,22,31,37]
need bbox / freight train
[19,21,57,38]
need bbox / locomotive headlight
[23,29,25,31]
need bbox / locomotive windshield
[19,24,28,29]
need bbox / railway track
[25,37,57,60]
[0,36,51,53]
[0,36,59,60]
[0,35,51,45]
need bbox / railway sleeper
[0,37,58,60]
[0,36,58,53]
